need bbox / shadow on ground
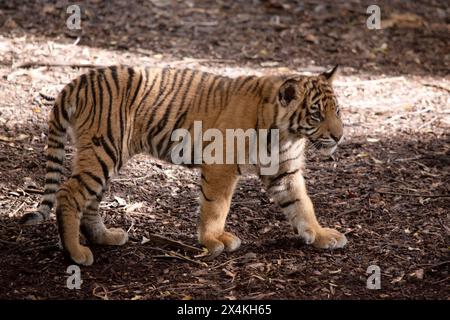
[0,0,449,76]
[0,129,448,299]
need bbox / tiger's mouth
[310,140,338,156]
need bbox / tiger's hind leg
[81,198,128,246]
[56,146,124,266]
[198,165,241,259]
[56,175,96,266]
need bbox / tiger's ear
[321,65,339,82]
[278,78,299,107]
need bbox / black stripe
[212,77,224,111]
[297,101,307,123]
[83,171,104,187]
[279,143,293,155]
[280,154,301,164]
[72,174,98,198]
[191,72,208,113]
[155,69,190,153]
[159,110,188,157]
[103,69,121,169]
[272,96,279,128]
[70,191,82,211]
[51,105,63,134]
[67,82,75,97]
[47,154,63,165]
[270,186,292,196]
[109,66,120,96]
[75,74,87,117]
[156,69,188,130]
[248,78,260,94]
[288,109,300,130]
[96,69,105,130]
[147,69,181,140]
[223,78,232,106]
[46,166,63,174]
[47,137,64,149]
[82,71,97,130]
[89,70,98,128]
[142,68,169,131]
[94,153,110,181]
[176,70,197,115]
[200,186,213,202]
[45,177,60,185]
[59,89,69,121]
[204,74,218,112]
[134,69,157,116]
[49,120,65,134]
[128,71,143,108]
[117,83,127,165]
[280,199,300,208]
[236,76,255,92]
[97,136,118,166]
[269,169,299,187]
[43,188,57,195]
[74,75,89,120]
[55,207,66,249]
[41,199,54,208]
[39,93,55,101]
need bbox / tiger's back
[69,66,276,162]
[23,66,277,226]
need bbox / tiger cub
[20,65,347,265]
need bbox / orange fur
[21,65,347,265]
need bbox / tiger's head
[277,65,343,155]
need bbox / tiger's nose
[330,133,342,143]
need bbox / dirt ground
[0,0,449,299]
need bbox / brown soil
[0,0,448,299]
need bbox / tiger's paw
[219,232,242,252]
[201,232,241,260]
[70,245,94,266]
[312,227,347,249]
[19,211,48,225]
[297,226,347,249]
[99,228,129,246]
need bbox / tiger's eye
[311,110,321,121]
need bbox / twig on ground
[0,239,19,245]
[113,175,153,182]
[24,188,44,195]
[11,202,26,217]
[169,58,235,65]
[422,83,450,93]
[431,276,450,285]
[154,250,208,267]
[376,190,450,198]
[417,116,439,130]
[15,62,109,69]
[145,233,204,253]
[335,208,360,218]
[418,260,449,269]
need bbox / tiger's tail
[20,87,75,224]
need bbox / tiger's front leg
[264,169,347,249]
[198,165,241,259]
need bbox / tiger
[20,65,347,266]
